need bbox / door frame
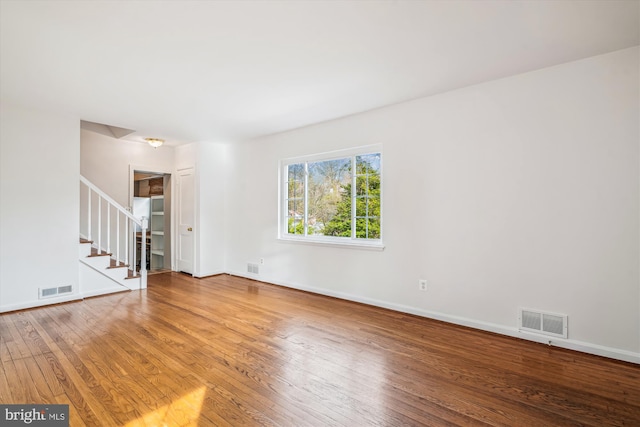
[175,166,196,276]
[129,164,173,271]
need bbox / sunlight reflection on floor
[279,326,389,424]
[124,386,207,427]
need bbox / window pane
[354,153,381,239]
[355,156,380,197]
[355,193,380,220]
[286,163,305,235]
[287,217,304,234]
[288,181,303,199]
[355,218,367,238]
[287,163,305,200]
[355,196,368,217]
[355,175,369,197]
[307,158,350,236]
[287,199,303,216]
[355,194,380,216]
[367,218,381,239]
[356,153,381,174]
[355,217,380,239]
[287,207,304,233]
[288,163,305,181]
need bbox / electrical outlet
[260,258,264,265]
[419,279,427,291]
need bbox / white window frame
[278,145,384,250]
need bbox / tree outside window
[283,149,381,244]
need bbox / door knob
[187,227,193,231]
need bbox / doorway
[132,170,172,275]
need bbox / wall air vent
[40,287,58,298]
[58,285,73,295]
[519,308,568,339]
[39,285,73,299]
[247,263,259,275]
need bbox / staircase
[79,176,147,296]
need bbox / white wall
[197,142,227,276]
[221,47,639,361]
[0,102,80,312]
[80,129,175,207]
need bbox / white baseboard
[194,269,226,279]
[0,294,82,314]
[228,270,640,365]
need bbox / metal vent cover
[39,285,73,299]
[247,263,259,275]
[58,285,73,294]
[40,287,58,298]
[521,310,541,330]
[519,308,567,339]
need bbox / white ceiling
[1,0,638,146]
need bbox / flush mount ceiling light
[145,137,164,148]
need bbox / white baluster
[106,204,111,255]
[125,219,129,270]
[116,212,120,265]
[97,197,102,254]
[87,187,92,241]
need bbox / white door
[177,168,194,274]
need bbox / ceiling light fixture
[145,137,164,148]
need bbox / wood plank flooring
[1,272,639,426]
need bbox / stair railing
[80,175,147,288]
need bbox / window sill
[278,235,385,251]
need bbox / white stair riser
[79,243,139,291]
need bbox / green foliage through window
[283,150,381,242]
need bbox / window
[280,146,382,248]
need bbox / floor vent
[247,263,259,275]
[519,308,567,339]
[39,285,73,299]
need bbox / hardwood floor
[1,273,639,426]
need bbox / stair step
[79,238,93,244]
[88,247,111,257]
[106,263,129,269]
[124,271,139,280]
[109,258,127,268]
